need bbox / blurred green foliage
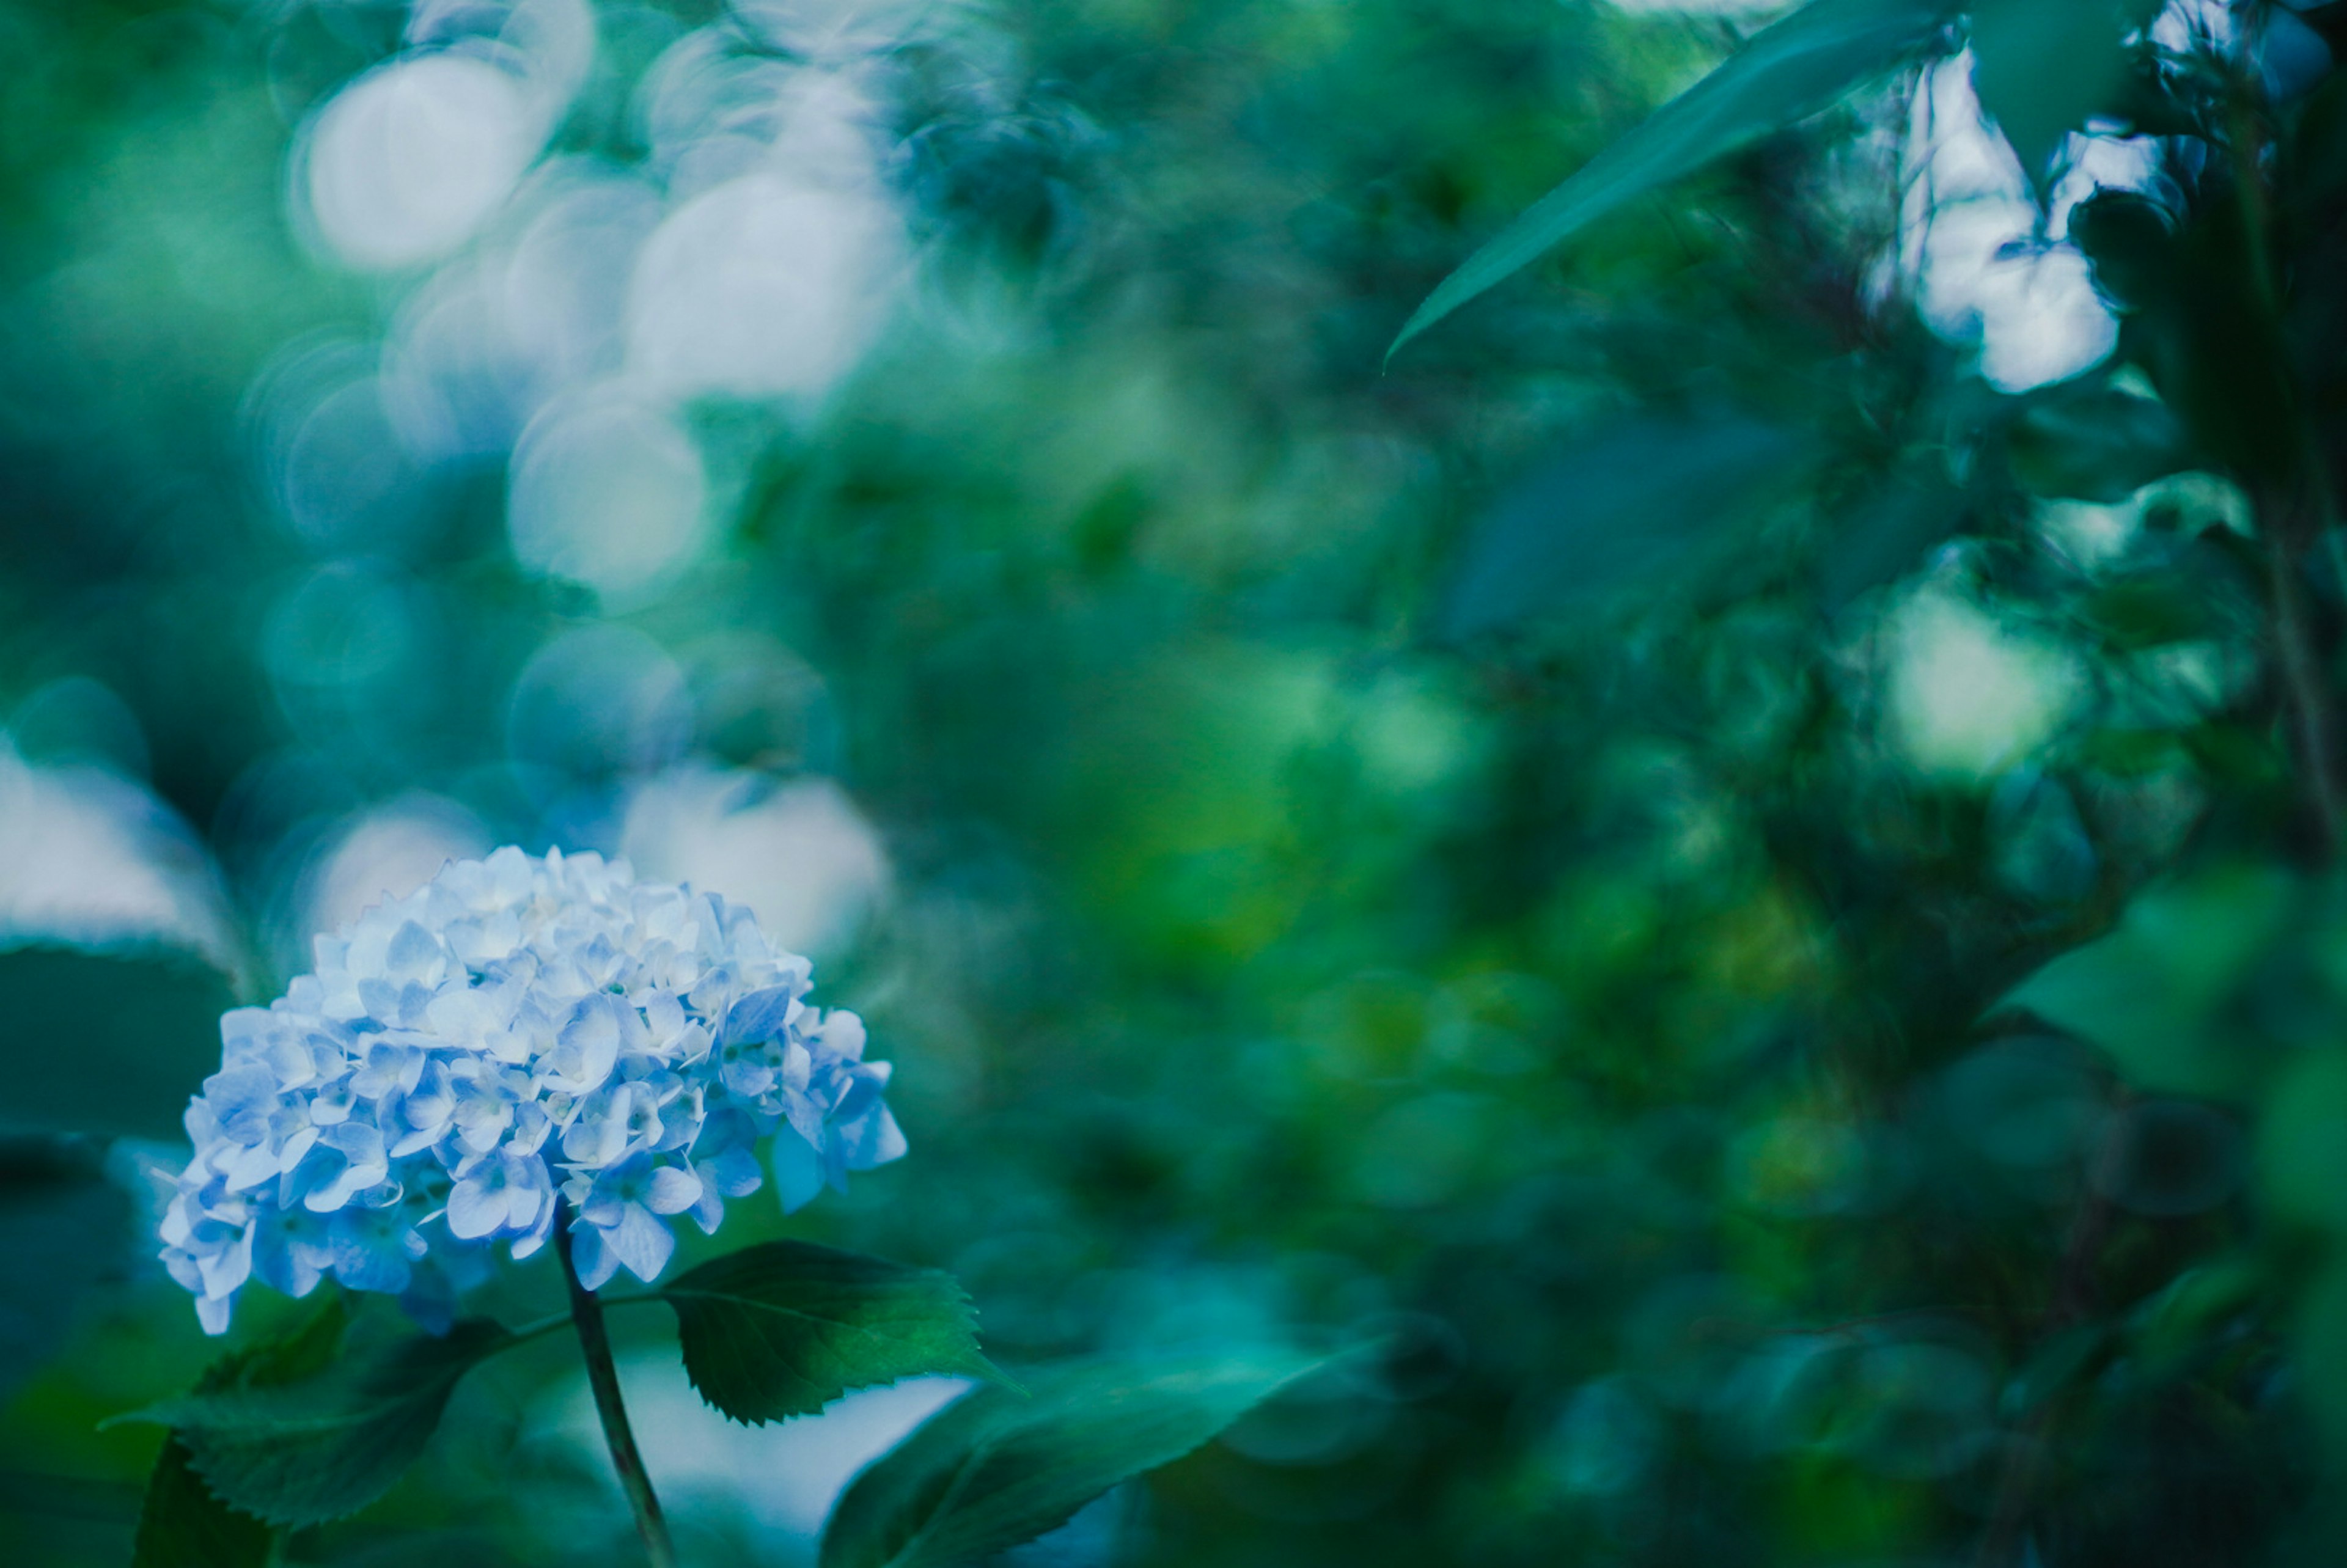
[17,0,2347,1565]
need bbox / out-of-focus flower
[158,847,902,1333]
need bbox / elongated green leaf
[122,1315,509,1528]
[1389,0,1951,357]
[820,1349,1332,1568]
[131,1297,348,1568]
[1445,409,1817,636]
[0,943,237,1140]
[664,1240,1002,1424]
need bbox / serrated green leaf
[663,1240,1002,1424]
[123,1314,509,1529]
[1389,0,1952,357]
[0,943,238,1140]
[819,1348,1332,1568]
[130,1296,348,1568]
[132,1440,273,1568]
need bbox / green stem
[556,1207,680,1568]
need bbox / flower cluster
[159,848,902,1333]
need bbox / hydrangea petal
[159,848,898,1332]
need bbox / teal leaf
[1967,0,2152,189]
[663,1240,1003,1424]
[122,1314,509,1529]
[130,1297,348,1568]
[1817,472,1974,612]
[2006,381,2190,502]
[0,1137,131,1400]
[131,1438,274,1568]
[1995,865,2298,1100]
[1444,410,1818,636]
[1389,0,1952,357]
[1997,1321,2111,1421]
[0,944,238,1140]
[819,1349,1332,1568]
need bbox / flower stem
[556,1207,680,1568]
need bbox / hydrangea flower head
[159,847,902,1333]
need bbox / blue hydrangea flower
[158,847,903,1333]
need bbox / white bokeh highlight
[303,54,545,273]
[297,791,493,942]
[507,392,712,601]
[538,1358,972,1541]
[1886,588,2087,783]
[0,738,238,969]
[621,767,891,957]
[626,174,905,406]
[300,0,598,274]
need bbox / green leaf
[1967,0,2154,189]
[1388,0,1952,357]
[2007,382,2191,502]
[2257,1052,2347,1236]
[1997,1321,2110,1421]
[131,1297,349,1568]
[122,1314,509,1529]
[1995,865,2298,1100]
[1444,410,1818,636]
[820,1348,1333,1568]
[0,943,237,1140]
[1817,472,1975,611]
[133,1440,273,1568]
[663,1240,1004,1424]
[0,1137,131,1399]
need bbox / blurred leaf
[663,1240,1003,1424]
[2129,1256,2265,1374]
[1818,472,1973,609]
[2292,1254,2347,1457]
[2077,578,2216,649]
[0,944,235,1140]
[820,1349,1332,1568]
[2007,383,2191,502]
[1998,1321,2110,1420]
[123,1315,509,1528]
[0,1137,130,1399]
[1389,0,1952,355]
[2074,184,2301,482]
[0,1469,143,1524]
[1996,864,2297,1099]
[1968,0,2153,186]
[2257,1052,2347,1234]
[130,1298,348,1568]
[1445,410,1817,636]
[2070,188,2177,315]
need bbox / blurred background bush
[5,0,2344,1564]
